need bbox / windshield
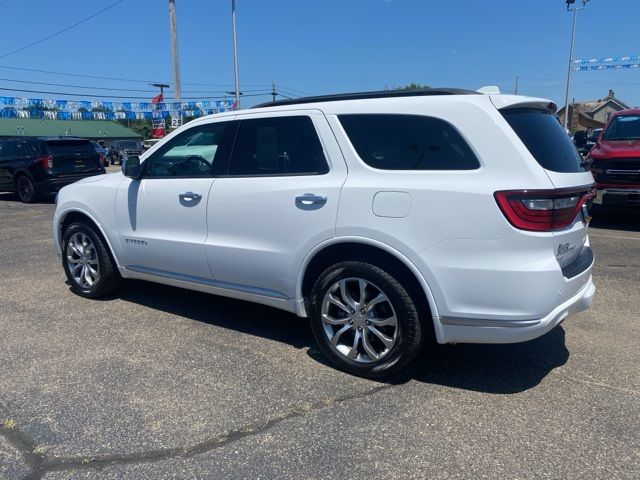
[118,141,140,149]
[603,115,640,141]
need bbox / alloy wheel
[321,277,398,363]
[17,177,34,201]
[65,232,100,289]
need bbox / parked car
[588,109,640,209]
[142,139,162,150]
[90,141,109,167]
[52,89,596,377]
[0,136,105,203]
[573,128,603,157]
[109,140,143,165]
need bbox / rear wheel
[16,175,38,203]
[309,261,423,378]
[62,222,120,298]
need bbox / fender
[55,206,122,268]
[295,236,446,343]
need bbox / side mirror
[122,156,141,179]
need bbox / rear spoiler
[489,94,558,113]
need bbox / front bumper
[438,276,595,344]
[593,187,640,207]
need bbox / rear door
[499,106,594,269]
[44,139,102,175]
[204,111,347,299]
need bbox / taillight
[37,155,54,169]
[494,186,595,232]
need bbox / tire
[309,261,423,378]
[61,221,120,298]
[15,175,39,203]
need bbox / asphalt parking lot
[0,189,639,480]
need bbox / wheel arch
[297,238,443,342]
[58,209,120,268]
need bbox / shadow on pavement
[589,206,640,232]
[0,192,55,204]
[112,280,569,394]
[413,327,569,394]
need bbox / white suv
[53,89,596,377]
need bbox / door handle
[295,193,327,209]
[179,192,202,201]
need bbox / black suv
[109,140,143,165]
[0,137,105,203]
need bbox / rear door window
[338,114,480,170]
[500,108,585,173]
[228,116,329,176]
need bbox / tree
[393,83,430,90]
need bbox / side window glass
[228,116,328,176]
[143,122,233,178]
[339,114,480,170]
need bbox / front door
[204,111,347,299]
[115,119,236,279]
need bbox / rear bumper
[593,186,640,207]
[438,275,595,344]
[36,172,104,194]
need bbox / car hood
[74,173,109,184]
[591,139,640,158]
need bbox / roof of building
[558,89,630,115]
[0,118,141,138]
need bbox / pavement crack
[21,382,395,478]
[0,422,46,479]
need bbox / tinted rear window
[338,114,480,170]
[118,141,141,149]
[46,141,97,156]
[501,108,585,173]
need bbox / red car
[588,108,640,208]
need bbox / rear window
[46,140,97,156]
[118,141,140,149]
[501,108,585,173]
[338,114,480,170]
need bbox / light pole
[231,0,240,108]
[169,0,181,103]
[563,0,590,132]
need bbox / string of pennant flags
[572,55,640,72]
[0,95,237,120]
[573,55,640,65]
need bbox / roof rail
[255,88,477,108]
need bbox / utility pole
[271,81,276,102]
[231,0,240,108]
[563,0,590,132]
[169,0,181,104]
[515,75,519,95]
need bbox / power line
[0,76,272,95]
[0,0,126,59]
[0,85,271,101]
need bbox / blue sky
[0,0,638,108]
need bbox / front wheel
[62,222,120,298]
[309,261,423,378]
